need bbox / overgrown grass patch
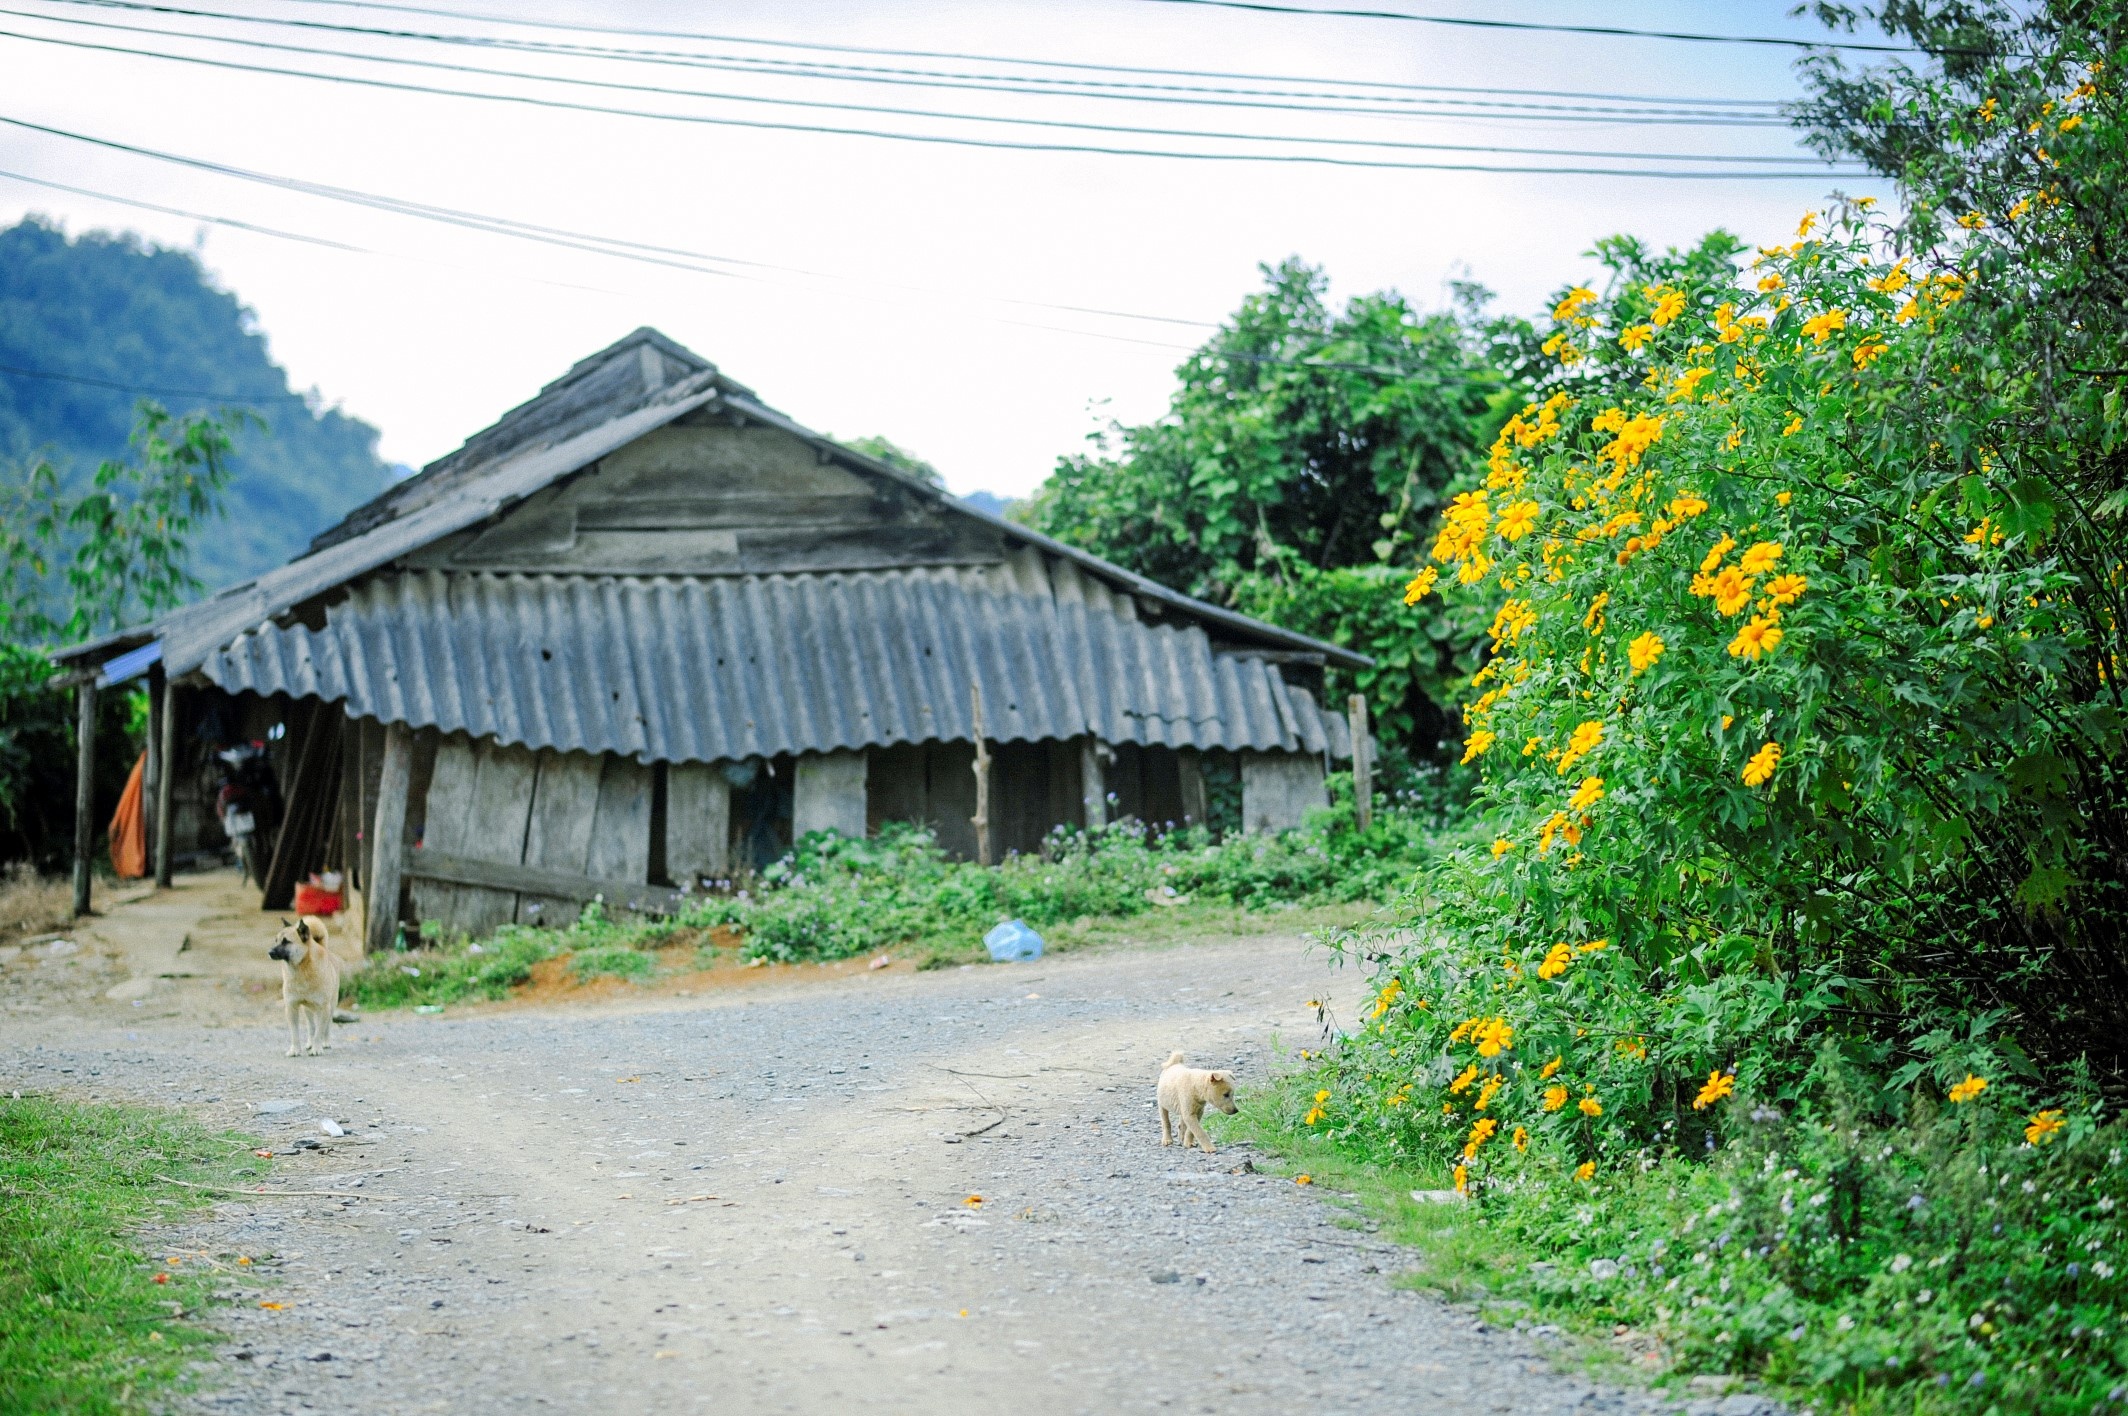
[344,900,696,1010]
[0,1094,258,1414]
[352,810,1443,1008]
[342,923,576,1010]
[0,861,74,943]
[1234,1062,2128,1414]
[568,944,657,983]
[685,812,1441,967]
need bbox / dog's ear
[297,918,313,942]
[1210,1071,1232,1085]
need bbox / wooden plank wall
[414,423,1008,578]
[666,761,730,883]
[409,736,658,936]
[411,735,538,938]
[516,751,602,927]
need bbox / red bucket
[292,883,343,916]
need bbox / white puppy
[1157,1051,1237,1155]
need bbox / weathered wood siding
[408,736,655,935]
[410,420,1007,578]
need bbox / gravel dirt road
[2,923,1692,1416]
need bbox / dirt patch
[485,940,906,1013]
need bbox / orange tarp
[108,751,147,879]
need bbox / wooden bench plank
[403,848,691,917]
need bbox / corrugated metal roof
[311,328,738,554]
[148,370,727,676]
[59,329,1368,681]
[202,549,1351,763]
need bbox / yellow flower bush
[1285,28,2128,1407]
[1309,195,2118,1195]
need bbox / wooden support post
[263,700,339,911]
[1177,751,1208,827]
[970,682,992,867]
[1348,693,1373,832]
[154,674,177,889]
[72,676,96,917]
[1080,738,1107,831]
[143,664,163,884]
[364,721,414,957]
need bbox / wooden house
[57,329,1365,951]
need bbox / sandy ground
[0,878,1722,1416]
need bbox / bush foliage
[670,808,1436,964]
[1274,5,2128,1407]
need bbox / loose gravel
[2,932,1709,1415]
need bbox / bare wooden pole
[970,681,992,867]
[143,664,163,884]
[72,676,97,916]
[153,674,177,889]
[1079,738,1107,831]
[1349,693,1373,832]
[364,721,414,957]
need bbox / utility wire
[27,0,1796,125]
[0,116,1224,331]
[0,118,1839,369]
[0,25,1869,178]
[0,165,639,297]
[190,0,1806,109]
[0,164,369,251]
[0,10,1841,166]
[0,358,313,403]
[1133,0,1943,54]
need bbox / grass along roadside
[0,1094,262,1415]
[1213,1074,1619,1343]
[1224,1068,2128,1415]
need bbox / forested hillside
[0,216,393,589]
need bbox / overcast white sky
[0,0,1893,497]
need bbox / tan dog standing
[268,916,340,1057]
[1158,1050,1237,1154]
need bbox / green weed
[1240,1061,2128,1413]
[0,1095,259,1414]
[569,945,656,983]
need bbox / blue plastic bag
[983,919,1044,962]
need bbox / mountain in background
[0,216,395,591]
[957,490,1016,519]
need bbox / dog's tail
[1161,1050,1185,1073]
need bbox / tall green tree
[1,404,240,645]
[0,403,239,868]
[1025,259,1508,760]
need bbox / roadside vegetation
[0,1094,259,1415]
[347,801,1445,1011]
[1234,5,2128,1412]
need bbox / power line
[0,25,1871,178]
[257,0,1800,106]
[0,111,1234,342]
[0,165,369,251]
[0,165,635,297]
[0,11,1841,167]
[29,0,1796,126]
[1133,0,1940,53]
[0,357,313,403]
